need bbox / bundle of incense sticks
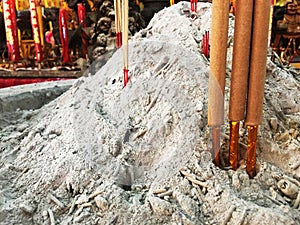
[209,0,271,178]
[229,0,271,177]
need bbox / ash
[0,2,300,225]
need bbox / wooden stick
[114,0,118,31]
[122,0,129,68]
[114,0,118,47]
[114,0,122,47]
[117,0,122,34]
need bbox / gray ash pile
[0,3,300,225]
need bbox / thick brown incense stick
[229,0,253,170]
[229,0,253,121]
[122,0,129,86]
[246,0,270,178]
[208,0,230,166]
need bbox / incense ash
[0,2,300,225]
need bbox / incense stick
[245,0,270,178]
[208,0,230,166]
[229,0,253,170]
[115,0,122,48]
[122,0,129,86]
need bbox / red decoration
[123,68,128,87]
[29,0,43,62]
[77,3,88,57]
[191,0,197,12]
[3,0,20,62]
[59,9,72,64]
[116,32,122,48]
[0,77,71,88]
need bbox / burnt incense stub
[229,121,239,170]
